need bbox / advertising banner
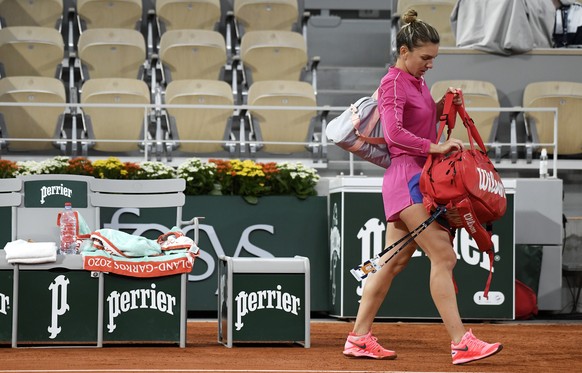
[102,274,183,343]
[329,180,515,319]
[17,269,100,343]
[18,176,95,243]
[229,273,306,342]
[100,196,329,312]
[24,180,88,208]
[0,269,12,343]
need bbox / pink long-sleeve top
[378,66,437,158]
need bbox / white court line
[0,370,375,373]
[0,370,457,373]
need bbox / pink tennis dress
[377,67,437,221]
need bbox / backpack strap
[349,88,385,146]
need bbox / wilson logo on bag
[420,92,507,297]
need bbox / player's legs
[343,220,417,359]
[399,203,502,365]
[350,219,417,336]
[399,203,466,342]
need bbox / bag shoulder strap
[437,92,457,141]
[352,88,384,145]
[437,91,488,153]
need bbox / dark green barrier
[230,274,305,342]
[0,269,12,344]
[101,196,329,312]
[218,256,310,347]
[0,207,11,250]
[16,268,99,344]
[329,189,515,319]
[102,273,184,343]
[186,196,327,312]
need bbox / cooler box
[218,256,310,348]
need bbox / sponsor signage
[329,185,515,319]
[232,274,305,341]
[24,180,88,208]
[17,270,99,343]
[103,274,181,342]
[100,196,329,312]
[218,256,310,347]
[0,270,12,343]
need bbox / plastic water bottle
[539,148,548,179]
[59,202,78,255]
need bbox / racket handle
[350,256,381,281]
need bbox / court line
[0,370,453,373]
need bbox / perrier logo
[235,285,301,331]
[0,292,9,316]
[40,184,73,205]
[24,179,88,208]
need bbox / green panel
[99,207,178,240]
[449,195,515,319]
[0,270,13,343]
[17,270,99,343]
[329,192,343,316]
[103,274,181,342]
[333,191,515,319]
[218,258,228,341]
[232,273,305,342]
[0,207,11,249]
[515,244,543,293]
[183,196,329,312]
[24,180,88,208]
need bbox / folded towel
[89,229,162,257]
[4,239,57,264]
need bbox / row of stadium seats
[0,24,314,89]
[5,75,579,159]
[0,0,325,160]
[393,0,457,48]
[431,79,582,159]
[1,1,580,159]
[0,0,314,87]
[0,0,302,32]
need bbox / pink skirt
[382,154,427,222]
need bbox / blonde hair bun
[402,9,418,24]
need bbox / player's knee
[383,254,411,276]
[430,247,457,271]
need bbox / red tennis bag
[420,92,507,297]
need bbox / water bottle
[59,202,78,255]
[539,148,548,179]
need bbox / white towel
[4,239,57,264]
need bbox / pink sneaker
[343,331,397,360]
[451,329,503,365]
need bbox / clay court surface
[1,319,581,373]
